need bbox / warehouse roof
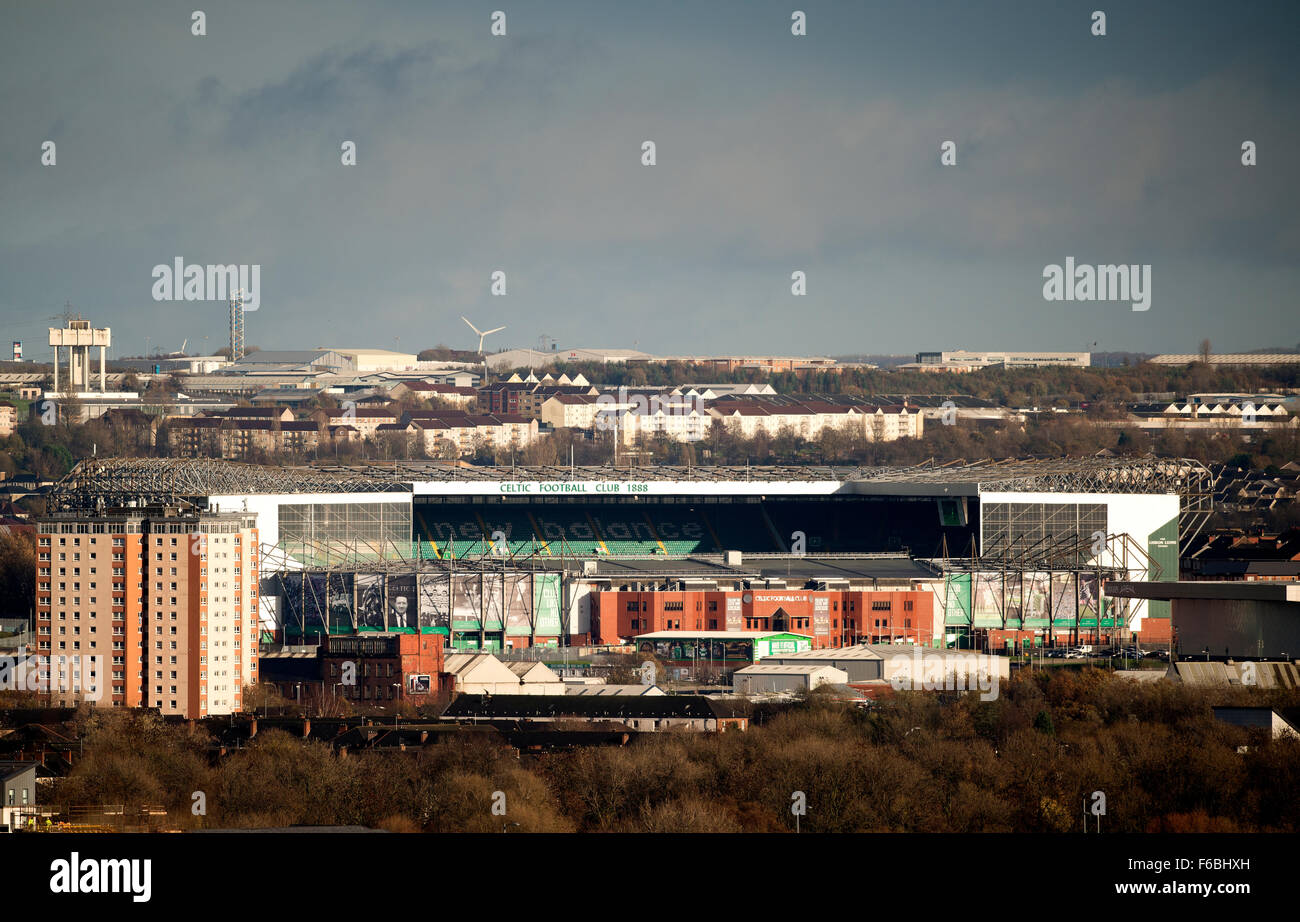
[441,693,748,720]
[1211,706,1293,729]
[1170,662,1300,688]
[1148,353,1300,366]
[734,664,845,675]
[565,685,666,696]
[232,350,343,365]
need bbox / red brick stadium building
[593,588,937,648]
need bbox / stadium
[51,457,1214,653]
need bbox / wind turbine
[462,316,505,354]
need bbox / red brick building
[477,382,530,415]
[592,588,937,649]
[322,633,445,705]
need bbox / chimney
[301,718,311,738]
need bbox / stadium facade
[49,457,1211,653]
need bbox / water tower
[48,317,111,394]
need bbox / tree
[0,530,36,617]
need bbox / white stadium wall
[978,491,1180,629]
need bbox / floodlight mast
[229,289,246,361]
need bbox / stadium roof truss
[49,455,1215,554]
[48,457,409,512]
[929,529,1164,578]
[54,455,1215,492]
[858,455,1215,498]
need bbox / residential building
[163,416,326,459]
[388,381,478,406]
[540,393,603,430]
[35,505,259,718]
[1,762,38,831]
[309,407,401,439]
[399,412,539,456]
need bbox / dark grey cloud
[0,0,1296,358]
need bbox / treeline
[36,670,1300,832]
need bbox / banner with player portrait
[1021,572,1051,629]
[418,573,451,632]
[387,574,418,631]
[356,574,385,630]
[326,572,354,633]
[1049,572,1077,632]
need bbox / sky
[1,0,1297,360]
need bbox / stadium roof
[48,455,1215,511]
